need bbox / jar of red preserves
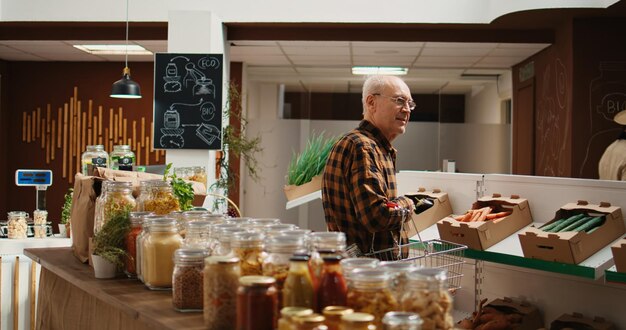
[236,275,278,330]
[317,255,348,311]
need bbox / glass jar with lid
[382,312,422,330]
[179,209,210,235]
[94,181,136,234]
[213,227,247,256]
[204,256,240,329]
[237,275,279,330]
[380,262,421,303]
[7,211,28,239]
[401,269,453,330]
[142,217,183,290]
[231,232,265,276]
[135,214,165,282]
[278,307,314,330]
[263,236,307,310]
[81,145,109,175]
[318,255,348,311]
[125,211,152,277]
[137,180,180,215]
[340,312,376,330]
[283,254,315,309]
[250,218,281,232]
[310,232,347,281]
[182,220,213,251]
[189,166,208,189]
[340,258,380,286]
[323,306,354,330]
[292,313,327,330]
[265,224,298,238]
[33,209,48,238]
[172,248,206,311]
[110,144,135,171]
[346,269,398,326]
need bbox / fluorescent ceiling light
[73,44,152,55]
[352,66,409,75]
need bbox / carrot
[476,207,492,222]
[470,209,482,222]
[485,211,511,220]
[461,211,473,222]
[454,215,465,221]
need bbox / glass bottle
[125,211,152,277]
[278,307,314,330]
[283,254,315,309]
[33,209,48,238]
[293,313,327,330]
[7,211,28,239]
[380,262,421,303]
[347,269,398,326]
[401,269,453,330]
[231,232,265,276]
[110,144,135,171]
[172,248,206,312]
[142,217,183,290]
[323,306,354,330]
[317,255,348,311]
[94,181,136,234]
[81,145,109,175]
[263,236,307,310]
[382,312,422,330]
[236,275,279,330]
[310,232,347,282]
[204,256,240,329]
[340,312,376,330]
[137,180,180,215]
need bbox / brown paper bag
[70,173,103,263]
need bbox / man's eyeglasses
[372,93,416,111]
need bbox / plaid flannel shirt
[322,120,414,255]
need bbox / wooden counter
[24,247,204,330]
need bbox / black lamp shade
[110,67,142,99]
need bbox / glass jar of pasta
[237,276,279,330]
[340,258,380,286]
[33,209,48,238]
[142,217,183,290]
[110,144,135,171]
[380,262,421,303]
[137,180,180,215]
[401,269,453,330]
[94,181,136,234]
[231,232,265,276]
[204,256,240,329]
[172,248,206,312]
[382,311,422,330]
[346,269,398,326]
[263,236,307,310]
[7,211,28,239]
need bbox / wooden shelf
[285,190,321,210]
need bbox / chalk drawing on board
[159,128,185,148]
[180,123,221,146]
[198,56,221,70]
[163,62,182,93]
[200,101,216,122]
[183,63,205,89]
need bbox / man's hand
[406,195,434,214]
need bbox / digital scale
[0,169,54,238]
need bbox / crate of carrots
[518,201,624,264]
[437,193,533,250]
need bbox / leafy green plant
[92,213,130,268]
[287,132,337,186]
[60,188,73,225]
[163,163,195,211]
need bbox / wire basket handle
[205,192,242,217]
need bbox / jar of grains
[236,276,279,330]
[401,269,453,330]
[137,180,180,215]
[7,211,28,239]
[142,217,183,290]
[172,248,206,312]
[346,269,398,326]
[204,256,240,329]
[231,232,265,276]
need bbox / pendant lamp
[110,0,142,99]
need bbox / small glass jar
[283,255,315,309]
[318,255,348,311]
[323,306,354,330]
[214,227,247,256]
[135,214,166,282]
[125,211,151,277]
[94,181,136,234]
[237,276,279,330]
[110,144,135,171]
[142,217,183,290]
[382,312,422,330]
[278,307,314,330]
[340,258,380,285]
[172,248,206,312]
[190,166,208,188]
[340,312,376,330]
[265,224,298,237]
[33,209,48,238]
[293,313,327,330]
[401,269,453,330]
[380,262,421,303]
[263,236,307,310]
[137,180,180,215]
[7,211,28,239]
[204,256,240,329]
[231,232,265,276]
[182,220,213,251]
[347,269,398,326]
[178,210,210,236]
[81,145,109,175]
[310,232,347,280]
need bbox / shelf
[410,222,617,280]
[605,266,626,284]
[285,190,321,209]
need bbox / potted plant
[59,188,73,238]
[284,132,337,201]
[91,214,130,279]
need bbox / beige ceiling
[0,39,550,94]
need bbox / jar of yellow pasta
[137,180,180,215]
[401,269,453,330]
[346,269,398,326]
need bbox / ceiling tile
[289,55,350,66]
[231,40,278,46]
[230,46,283,56]
[351,41,424,48]
[424,42,498,49]
[295,67,351,74]
[415,56,480,65]
[421,47,491,57]
[497,43,551,49]
[281,46,348,56]
[278,41,349,47]
[242,55,291,66]
[352,55,415,66]
[352,47,419,56]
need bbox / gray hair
[361,75,387,114]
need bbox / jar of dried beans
[172,248,206,312]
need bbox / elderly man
[322,75,431,255]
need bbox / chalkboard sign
[153,53,223,150]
